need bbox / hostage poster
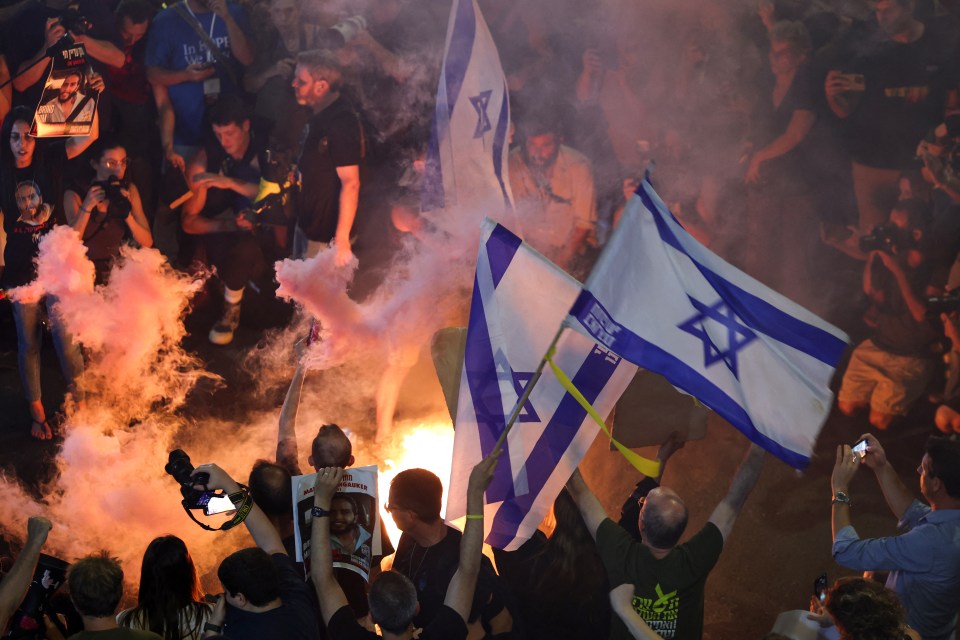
[33,42,99,137]
[292,465,383,581]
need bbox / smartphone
[852,437,870,460]
[814,573,828,601]
[199,492,236,516]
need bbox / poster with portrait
[32,42,99,137]
[292,465,383,581]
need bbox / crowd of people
[0,0,959,637]
[0,416,958,640]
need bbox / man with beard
[508,112,597,273]
[41,71,95,123]
[330,493,372,574]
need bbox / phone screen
[204,494,236,516]
[814,573,828,600]
[852,438,869,458]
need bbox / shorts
[838,339,933,416]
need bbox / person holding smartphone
[830,433,960,640]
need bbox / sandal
[30,418,53,441]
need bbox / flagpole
[492,323,566,453]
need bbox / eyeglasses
[104,158,128,170]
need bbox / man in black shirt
[182,95,266,345]
[190,462,320,640]
[309,454,500,640]
[290,50,362,263]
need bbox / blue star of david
[469,90,493,139]
[677,299,757,379]
[494,349,540,422]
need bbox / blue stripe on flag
[486,223,521,288]
[442,0,476,118]
[571,290,812,468]
[464,273,517,502]
[492,87,511,209]
[486,345,619,547]
[634,185,847,367]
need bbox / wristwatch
[203,622,223,634]
[831,491,851,506]
[311,506,331,518]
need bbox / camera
[165,449,213,511]
[43,6,92,35]
[858,223,903,253]
[93,176,132,220]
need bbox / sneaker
[209,301,241,345]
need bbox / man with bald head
[568,442,765,640]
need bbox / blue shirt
[833,500,960,640]
[144,2,249,146]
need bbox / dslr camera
[43,6,93,35]
[165,450,235,516]
[858,223,903,253]
[93,176,133,220]
[928,288,960,316]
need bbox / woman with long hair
[0,103,98,439]
[494,489,611,639]
[118,536,211,640]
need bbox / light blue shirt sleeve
[832,514,936,573]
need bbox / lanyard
[182,1,217,61]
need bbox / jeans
[292,224,327,260]
[12,298,84,403]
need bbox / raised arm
[708,443,765,541]
[276,360,306,474]
[192,463,286,555]
[565,467,611,540]
[0,517,53,631]
[858,434,915,520]
[309,467,348,624]
[445,451,500,622]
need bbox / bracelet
[465,514,483,520]
[79,207,90,215]
[203,622,223,633]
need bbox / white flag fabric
[568,179,850,468]
[446,219,636,550]
[420,0,512,216]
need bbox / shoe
[209,301,241,345]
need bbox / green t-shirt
[597,518,723,640]
[69,628,162,640]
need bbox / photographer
[186,462,320,640]
[63,134,153,283]
[5,0,123,110]
[837,199,942,430]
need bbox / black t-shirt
[222,553,320,640]
[1,141,69,224]
[841,20,958,169]
[1,214,57,289]
[393,527,504,629]
[326,603,467,640]
[202,136,264,218]
[870,258,940,357]
[750,63,819,183]
[296,96,364,242]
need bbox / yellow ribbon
[546,348,661,478]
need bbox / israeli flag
[421,0,513,216]
[568,179,849,468]
[446,219,636,550]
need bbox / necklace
[404,543,431,591]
